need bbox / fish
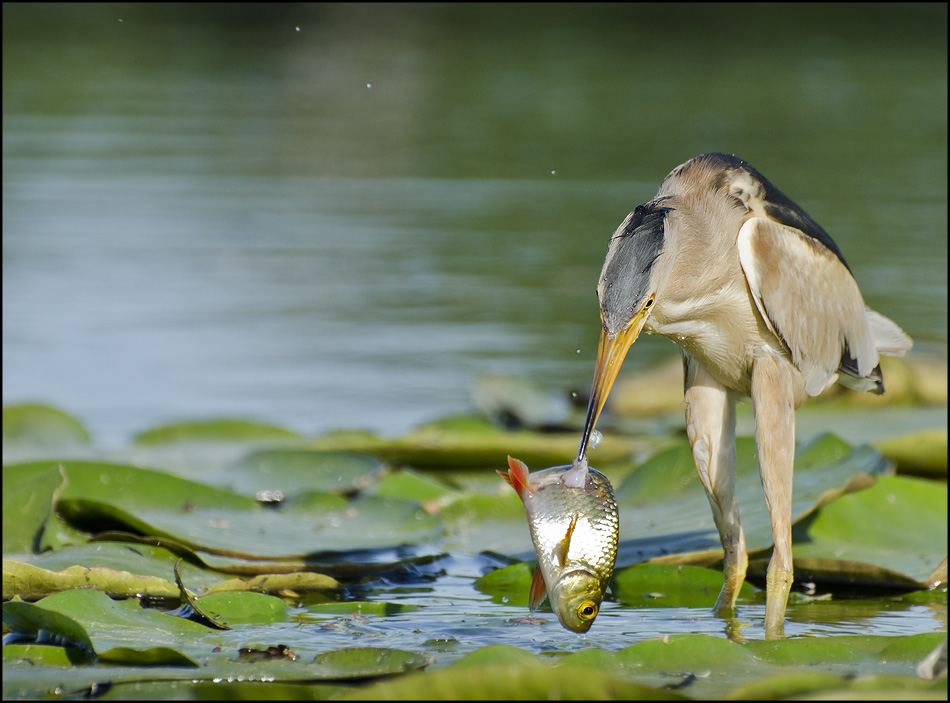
[497,454,619,632]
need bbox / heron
[576,152,913,638]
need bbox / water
[3,4,946,448]
[246,554,946,664]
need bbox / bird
[575,152,913,639]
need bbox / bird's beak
[577,311,648,459]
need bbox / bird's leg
[751,353,796,640]
[684,357,747,615]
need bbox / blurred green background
[3,3,946,445]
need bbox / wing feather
[738,217,882,396]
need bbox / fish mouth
[578,314,648,459]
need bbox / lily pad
[133,418,302,444]
[192,591,289,626]
[344,661,685,700]
[2,559,180,602]
[312,415,647,470]
[790,475,947,586]
[203,571,340,595]
[2,463,66,553]
[227,449,386,497]
[615,433,886,566]
[7,460,444,559]
[2,403,91,451]
[611,563,758,609]
[473,561,534,606]
[874,428,948,478]
[3,590,206,665]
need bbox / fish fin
[556,515,578,568]
[498,455,530,500]
[528,563,547,611]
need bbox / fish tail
[498,455,530,500]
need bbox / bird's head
[577,202,674,458]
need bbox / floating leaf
[1,463,65,553]
[611,563,758,609]
[2,403,91,450]
[790,475,947,586]
[203,572,340,595]
[228,449,386,497]
[371,468,457,503]
[134,418,302,444]
[3,590,202,665]
[2,559,180,602]
[193,591,289,626]
[307,601,419,616]
[874,428,948,478]
[19,541,230,592]
[473,562,534,606]
[6,460,443,559]
[344,662,684,700]
[311,647,429,678]
[312,416,647,471]
[615,434,886,566]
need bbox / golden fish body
[499,455,619,632]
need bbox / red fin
[557,515,578,567]
[528,562,547,611]
[497,455,530,501]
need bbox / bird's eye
[578,601,598,620]
[643,296,655,310]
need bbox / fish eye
[578,601,598,620]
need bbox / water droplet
[590,429,603,449]
[571,391,577,398]
[501,596,509,603]
[551,170,556,175]
[295,26,301,32]
[576,348,582,354]
[366,83,372,89]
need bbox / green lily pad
[473,561,534,606]
[134,418,302,444]
[371,468,457,503]
[227,449,386,497]
[7,460,443,559]
[2,463,66,553]
[2,559,180,602]
[615,433,885,566]
[3,590,205,665]
[193,591,289,626]
[790,475,947,586]
[874,428,948,478]
[2,403,91,450]
[2,643,91,666]
[344,661,686,700]
[307,601,420,616]
[312,647,429,679]
[17,541,230,592]
[611,563,758,608]
[203,571,340,595]
[312,416,647,471]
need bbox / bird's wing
[737,217,878,396]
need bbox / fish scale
[499,456,619,633]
